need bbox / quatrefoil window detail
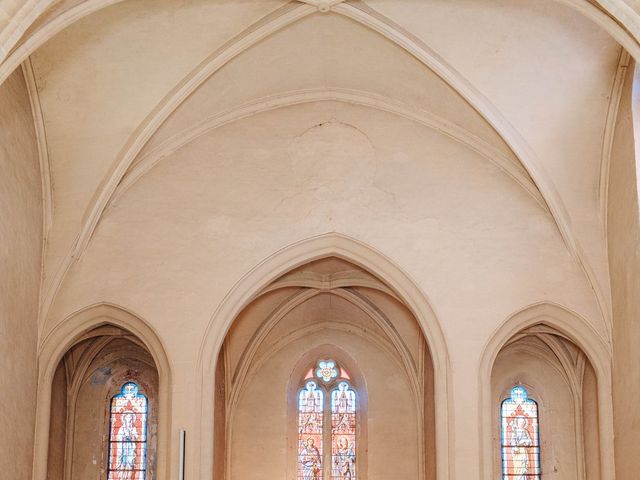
[315,360,338,382]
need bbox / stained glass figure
[108,382,148,480]
[501,385,540,480]
[316,360,339,383]
[298,381,324,479]
[331,382,356,480]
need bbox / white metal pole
[179,429,186,480]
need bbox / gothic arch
[223,295,424,479]
[2,0,640,89]
[112,88,545,210]
[34,0,610,341]
[32,302,173,480]
[227,287,422,414]
[478,302,614,480]
[195,232,451,480]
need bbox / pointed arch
[195,232,451,480]
[2,0,640,90]
[227,287,422,416]
[32,303,172,480]
[112,88,545,210]
[36,0,611,344]
[478,302,614,480]
[333,0,611,339]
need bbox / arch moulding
[33,0,611,346]
[32,303,173,480]
[195,232,453,480]
[478,302,614,480]
[1,0,640,88]
[227,288,422,421]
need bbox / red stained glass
[108,382,148,480]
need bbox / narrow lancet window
[331,381,356,479]
[108,382,148,480]
[501,385,540,480]
[297,359,358,480]
[298,380,324,479]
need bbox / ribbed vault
[8,0,620,345]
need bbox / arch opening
[32,304,172,480]
[46,324,159,480]
[213,256,437,480]
[492,327,598,480]
[479,303,614,480]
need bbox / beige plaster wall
[582,362,600,480]
[214,349,226,480]
[0,67,42,480]
[44,99,606,479]
[47,361,67,479]
[28,0,287,296]
[7,3,626,478]
[22,0,621,348]
[368,0,621,308]
[47,101,604,342]
[607,60,640,479]
[141,12,515,161]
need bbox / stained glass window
[331,382,356,480]
[297,359,357,480]
[316,360,339,383]
[108,382,148,480]
[298,380,324,479]
[501,385,540,480]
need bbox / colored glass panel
[331,381,356,480]
[108,382,148,480]
[298,381,324,480]
[316,360,339,383]
[501,386,541,480]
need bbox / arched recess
[216,257,431,480]
[196,233,451,480]
[478,303,614,480]
[32,303,172,480]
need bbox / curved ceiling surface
[1,0,625,342]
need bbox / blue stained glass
[316,360,339,383]
[501,385,540,480]
[108,382,148,480]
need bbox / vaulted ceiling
[0,0,632,350]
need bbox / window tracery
[501,385,540,480]
[298,359,357,480]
